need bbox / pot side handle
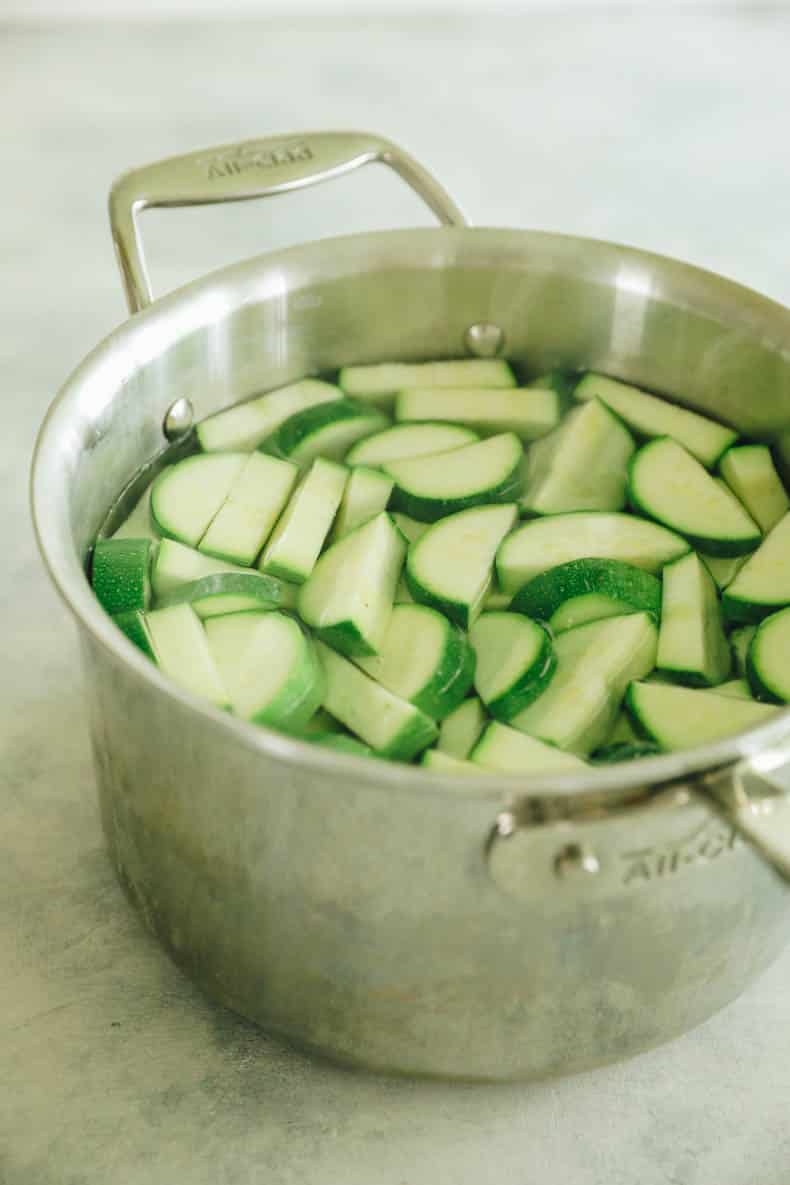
[108,130,467,313]
[700,750,790,882]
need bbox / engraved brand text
[201,142,313,181]
[620,818,738,886]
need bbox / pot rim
[31,224,790,811]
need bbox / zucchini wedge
[497,511,688,594]
[628,437,760,557]
[575,373,737,467]
[406,503,518,628]
[384,432,523,522]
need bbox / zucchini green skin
[255,630,325,733]
[591,741,662,763]
[154,572,287,616]
[721,591,789,626]
[412,623,476,721]
[624,680,777,750]
[388,462,522,524]
[91,538,153,615]
[112,609,156,660]
[311,620,379,659]
[626,439,761,558]
[403,566,480,632]
[509,558,661,625]
[496,511,689,594]
[469,615,557,721]
[307,732,375,758]
[746,607,790,704]
[206,612,325,732]
[487,630,556,722]
[259,397,387,460]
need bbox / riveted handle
[702,751,790,882]
[109,130,467,313]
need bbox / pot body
[34,225,790,1079]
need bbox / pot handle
[486,746,790,899]
[700,747,790,881]
[109,130,467,313]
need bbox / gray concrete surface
[4,10,790,1183]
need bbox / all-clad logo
[620,818,738,886]
[200,141,313,181]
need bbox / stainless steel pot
[32,131,790,1081]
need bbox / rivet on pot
[163,397,194,440]
[464,322,505,358]
[554,843,600,879]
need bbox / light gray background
[4,8,790,1184]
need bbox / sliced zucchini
[746,607,790,703]
[574,373,737,467]
[298,512,405,657]
[395,387,560,442]
[111,486,159,542]
[204,611,323,731]
[391,512,428,544]
[338,358,515,407]
[308,733,374,758]
[91,537,153,615]
[625,680,777,749]
[154,571,287,617]
[509,558,661,633]
[198,452,298,565]
[437,697,487,759]
[317,641,437,760]
[354,603,475,720]
[699,551,747,590]
[259,457,347,583]
[384,432,522,523]
[520,398,635,515]
[496,512,688,594]
[406,503,519,629]
[471,722,587,774]
[730,624,757,676]
[656,552,730,686]
[721,512,790,623]
[112,609,157,660]
[420,749,478,774]
[719,445,789,533]
[346,422,478,467]
[329,466,393,543]
[196,379,341,452]
[711,678,753,700]
[628,438,760,557]
[261,398,388,468]
[511,612,658,755]
[151,539,247,600]
[146,604,230,709]
[150,453,246,547]
[469,612,555,721]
